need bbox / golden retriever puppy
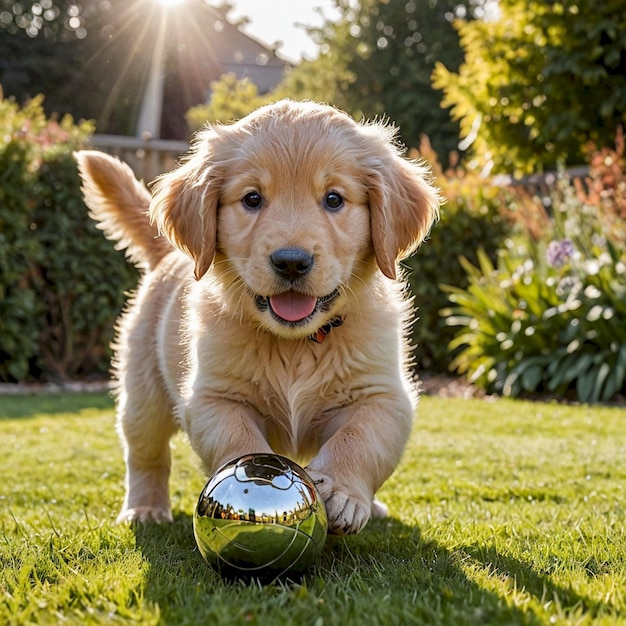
[76,100,439,535]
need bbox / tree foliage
[0,0,156,135]
[0,0,223,138]
[273,0,471,158]
[189,0,471,156]
[186,73,266,129]
[0,0,88,40]
[433,0,626,174]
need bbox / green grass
[1,391,625,625]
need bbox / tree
[433,0,626,174]
[273,0,473,158]
[0,0,231,138]
[0,0,159,135]
[186,73,267,130]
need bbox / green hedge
[0,92,137,382]
[405,145,511,372]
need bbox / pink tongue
[269,291,317,322]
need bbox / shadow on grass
[458,543,607,620]
[131,512,601,624]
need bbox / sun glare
[156,0,185,7]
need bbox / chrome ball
[193,453,327,577]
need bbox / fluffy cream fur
[76,100,440,535]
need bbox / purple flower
[546,238,575,269]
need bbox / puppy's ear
[367,150,440,280]
[149,137,222,280]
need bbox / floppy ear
[149,138,222,280]
[367,153,440,280]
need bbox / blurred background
[1,0,625,404]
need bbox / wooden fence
[89,134,190,183]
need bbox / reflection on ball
[193,453,327,577]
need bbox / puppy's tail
[75,150,171,270]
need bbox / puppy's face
[150,101,440,339]
[215,129,373,338]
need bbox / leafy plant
[0,91,137,382]
[433,0,626,174]
[186,73,269,130]
[404,139,511,371]
[443,140,626,402]
[0,94,52,381]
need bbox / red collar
[309,316,344,343]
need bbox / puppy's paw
[307,470,370,535]
[117,506,173,524]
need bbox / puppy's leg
[182,397,273,475]
[116,385,178,524]
[306,395,412,535]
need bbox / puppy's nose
[270,247,314,282]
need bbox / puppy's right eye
[242,192,263,211]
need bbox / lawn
[1,391,625,625]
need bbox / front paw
[307,470,371,535]
[117,506,173,524]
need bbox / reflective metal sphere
[193,454,327,577]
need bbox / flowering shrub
[443,139,626,402]
[545,238,575,268]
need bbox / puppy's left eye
[323,192,344,212]
[242,192,263,211]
